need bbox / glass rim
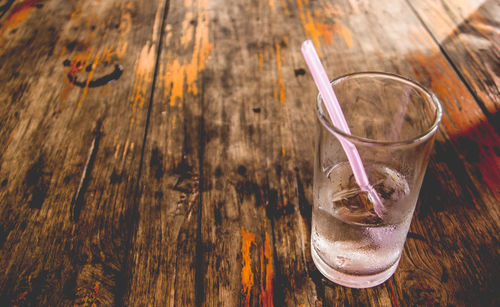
[316,71,442,146]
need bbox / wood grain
[408,0,499,120]
[0,0,498,306]
[125,0,201,305]
[407,0,500,204]
[194,0,321,305]
[0,0,166,305]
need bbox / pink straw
[301,40,383,216]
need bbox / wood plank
[407,0,499,120]
[185,0,322,305]
[291,0,499,305]
[246,0,498,305]
[0,0,165,305]
[407,0,500,204]
[124,0,202,305]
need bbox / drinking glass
[311,72,442,288]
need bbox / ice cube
[373,167,409,202]
[333,190,383,225]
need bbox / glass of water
[311,72,442,288]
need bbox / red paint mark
[387,279,400,307]
[76,281,101,306]
[0,0,40,39]
[462,126,500,201]
[61,56,87,102]
[241,227,256,307]
[408,49,500,200]
[241,228,276,306]
[92,281,100,301]
[10,290,28,306]
[259,232,274,307]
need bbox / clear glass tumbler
[311,72,442,288]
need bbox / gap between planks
[115,0,173,304]
[404,0,499,134]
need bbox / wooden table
[0,0,498,305]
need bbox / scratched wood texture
[0,0,499,306]
[0,0,167,305]
[408,0,500,122]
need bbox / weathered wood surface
[408,0,500,122]
[0,0,498,306]
[0,0,167,305]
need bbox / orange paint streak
[333,20,353,48]
[5,133,14,147]
[459,64,474,84]
[258,52,263,71]
[101,46,115,63]
[296,0,321,49]
[77,53,100,108]
[275,43,285,104]
[296,0,352,49]
[70,9,81,23]
[241,227,256,307]
[313,9,352,48]
[128,118,135,133]
[59,46,67,57]
[314,23,335,44]
[259,232,274,307]
[0,0,39,39]
[131,43,156,112]
[164,0,213,106]
[281,0,289,15]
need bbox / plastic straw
[301,40,383,216]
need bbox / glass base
[311,245,400,288]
